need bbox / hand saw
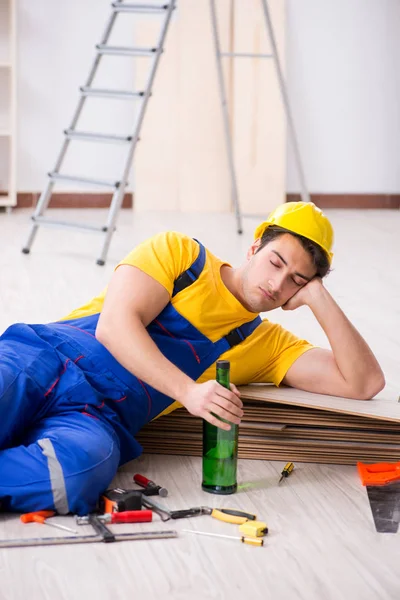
[357,461,400,533]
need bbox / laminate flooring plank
[138,422,400,443]
[152,405,400,430]
[240,385,400,422]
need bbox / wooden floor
[0,207,399,600]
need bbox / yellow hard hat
[254,202,334,263]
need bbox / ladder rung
[112,2,170,13]
[96,44,159,56]
[64,130,132,144]
[32,216,109,233]
[220,52,273,59]
[49,172,120,189]
[80,86,145,100]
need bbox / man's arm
[95,265,243,429]
[281,279,385,400]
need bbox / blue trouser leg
[0,324,122,514]
[0,356,47,450]
[0,412,120,515]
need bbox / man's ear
[247,239,261,260]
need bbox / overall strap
[172,239,206,297]
[220,315,263,350]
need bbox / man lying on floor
[0,202,384,514]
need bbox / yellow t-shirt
[63,231,313,415]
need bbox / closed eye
[271,260,305,287]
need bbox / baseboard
[4,192,400,210]
[14,192,133,209]
[286,194,400,209]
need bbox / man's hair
[257,225,331,278]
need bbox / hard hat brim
[254,220,334,263]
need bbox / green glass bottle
[202,359,238,494]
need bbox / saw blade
[366,481,400,533]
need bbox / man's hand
[177,381,243,431]
[282,277,323,311]
[282,276,385,400]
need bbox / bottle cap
[216,360,230,370]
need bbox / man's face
[240,233,318,312]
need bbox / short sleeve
[116,231,200,296]
[251,321,314,386]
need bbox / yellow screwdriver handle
[284,462,294,475]
[241,537,264,546]
[211,509,248,525]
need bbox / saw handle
[357,461,400,486]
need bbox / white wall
[286,0,400,193]
[16,0,400,194]
[17,0,135,191]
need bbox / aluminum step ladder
[209,0,310,234]
[22,1,176,265]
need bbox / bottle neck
[216,367,230,389]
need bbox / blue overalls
[0,242,261,515]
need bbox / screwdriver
[133,474,168,497]
[279,462,294,484]
[183,529,263,546]
[21,510,78,534]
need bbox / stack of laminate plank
[136,386,400,465]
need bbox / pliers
[142,496,256,524]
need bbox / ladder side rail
[260,0,310,204]
[22,10,120,254]
[209,0,243,234]
[98,1,177,264]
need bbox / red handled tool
[105,510,152,524]
[133,474,168,497]
[76,510,153,526]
